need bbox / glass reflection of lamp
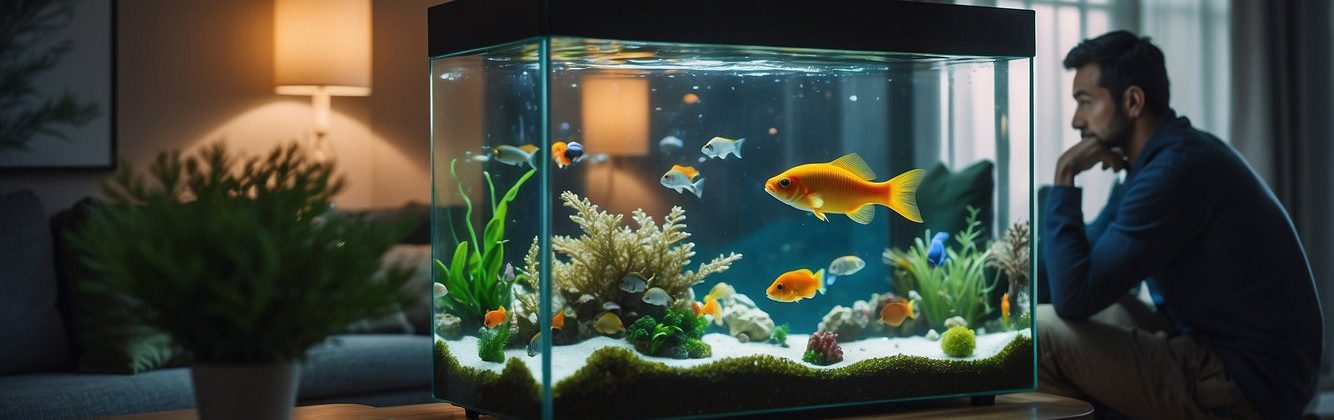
[274,0,371,162]
[580,77,659,217]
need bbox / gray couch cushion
[0,334,433,419]
[0,368,194,419]
[0,190,72,374]
[298,334,432,399]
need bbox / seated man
[1040,30,1323,419]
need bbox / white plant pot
[191,362,300,420]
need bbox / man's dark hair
[1063,30,1171,117]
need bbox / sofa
[0,190,437,419]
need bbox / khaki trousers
[1037,296,1260,419]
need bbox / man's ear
[1122,85,1146,118]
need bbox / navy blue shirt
[1044,115,1323,419]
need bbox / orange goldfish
[766,268,826,303]
[764,153,924,224]
[1001,292,1011,326]
[700,295,723,319]
[879,299,915,327]
[552,310,566,330]
[691,301,703,316]
[552,141,572,168]
[484,306,508,328]
[682,93,701,104]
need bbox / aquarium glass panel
[433,35,1034,419]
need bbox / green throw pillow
[53,199,180,374]
[905,160,994,246]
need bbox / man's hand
[1055,138,1128,186]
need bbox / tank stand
[970,395,996,406]
[465,408,481,419]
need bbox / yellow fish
[766,268,825,303]
[484,306,508,328]
[879,299,915,327]
[593,312,624,335]
[764,153,924,224]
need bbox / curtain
[1230,0,1334,388]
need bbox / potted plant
[68,142,415,420]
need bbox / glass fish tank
[429,1,1034,418]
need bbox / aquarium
[429,1,1034,418]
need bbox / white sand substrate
[438,329,1030,384]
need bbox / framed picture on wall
[0,0,117,170]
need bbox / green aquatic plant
[940,326,976,357]
[883,206,998,331]
[478,322,512,363]
[624,308,709,358]
[435,159,537,329]
[771,324,790,347]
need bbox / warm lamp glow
[274,0,371,137]
[581,77,649,156]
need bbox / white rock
[724,305,775,342]
[926,329,940,341]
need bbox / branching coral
[526,191,741,320]
[988,221,1031,321]
[803,331,844,365]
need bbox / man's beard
[1089,107,1133,149]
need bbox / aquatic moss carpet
[434,334,1034,418]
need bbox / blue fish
[927,232,949,267]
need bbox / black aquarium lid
[428,0,1035,58]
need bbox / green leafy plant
[624,309,709,358]
[884,206,998,331]
[1,0,100,153]
[770,324,790,347]
[478,322,512,363]
[434,159,536,330]
[68,142,415,363]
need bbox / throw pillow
[0,190,73,374]
[901,160,995,246]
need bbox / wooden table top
[97,392,1093,419]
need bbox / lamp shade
[580,77,649,156]
[274,0,371,96]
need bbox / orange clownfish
[484,306,508,328]
[764,153,924,224]
[766,268,826,303]
[879,299,915,327]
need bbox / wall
[0,0,436,214]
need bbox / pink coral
[803,331,844,365]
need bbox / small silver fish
[659,135,684,155]
[641,287,671,306]
[433,282,449,298]
[660,165,705,198]
[702,136,745,160]
[620,274,648,294]
[492,144,540,168]
[574,152,609,164]
[527,331,542,357]
[826,256,866,285]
